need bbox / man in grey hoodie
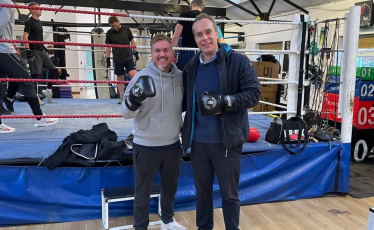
[121,34,187,230]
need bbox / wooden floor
[2,195,373,230]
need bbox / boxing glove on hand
[134,51,139,61]
[26,49,34,59]
[125,75,156,111]
[198,91,236,116]
[106,57,111,68]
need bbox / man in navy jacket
[182,13,261,230]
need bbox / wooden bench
[101,184,161,230]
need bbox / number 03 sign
[357,101,374,128]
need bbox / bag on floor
[265,116,308,155]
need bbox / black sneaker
[4,98,14,112]
[0,105,11,114]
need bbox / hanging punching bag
[136,25,151,70]
[91,27,110,99]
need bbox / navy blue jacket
[182,44,261,151]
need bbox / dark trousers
[133,145,183,230]
[0,53,43,120]
[190,141,242,230]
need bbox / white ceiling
[147,0,348,20]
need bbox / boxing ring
[0,98,349,226]
[0,3,360,227]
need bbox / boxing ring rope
[0,78,129,84]
[10,40,301,54]
[38,84,118,88]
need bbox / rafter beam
[15,0,225,16]
[248,0,264,19]
[282,0,308,14]
[223,0,257,17]
[268,0,276,16]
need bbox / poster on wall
[355,1,373,28]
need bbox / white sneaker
[42,90,53,103]
[38,97,44,105]
[0,123,16,133]
[161,219,188,230]
[34,114,59,127]
[118,94,124,104]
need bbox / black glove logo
[203,95,217,110]
[132,83,144,97]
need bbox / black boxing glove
[125,75,156,111]
[198,91,236,116]
[134,51,139,61]
[26,49,34,59]
[106,57,111,68]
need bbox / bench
[101,184,162,230]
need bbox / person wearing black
[106,16,139,104]
[23,2,60,104]
[0,0,59,133]
[171,0,203,71]
[182,14,261,230]
[171,0,225,71]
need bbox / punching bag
[91,27,110,99]
[136,25,151,70]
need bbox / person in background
[106,16,139,104]
[23,2,60,104]
[0,0,59,133]
[171,0,225,71]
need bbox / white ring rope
[248,111,297,115]
[259,81,297,85]
[57,67,113,70]
[258,77,298,85]
[16,45,300,54]
[38,84,117,88]
[17,46,105,52]
[258,100,288,109]
[13,28,99,36]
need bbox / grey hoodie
[122,59,183,146]
[0,0,16,53]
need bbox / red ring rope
[0,4,130,17]
[0,115,124,120]
[0,78,130,84]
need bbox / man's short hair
[150,34,172,49]
[28,2,39,6]
[108,16,119,24]
[192,13,218,35]
[191,0,203,8]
